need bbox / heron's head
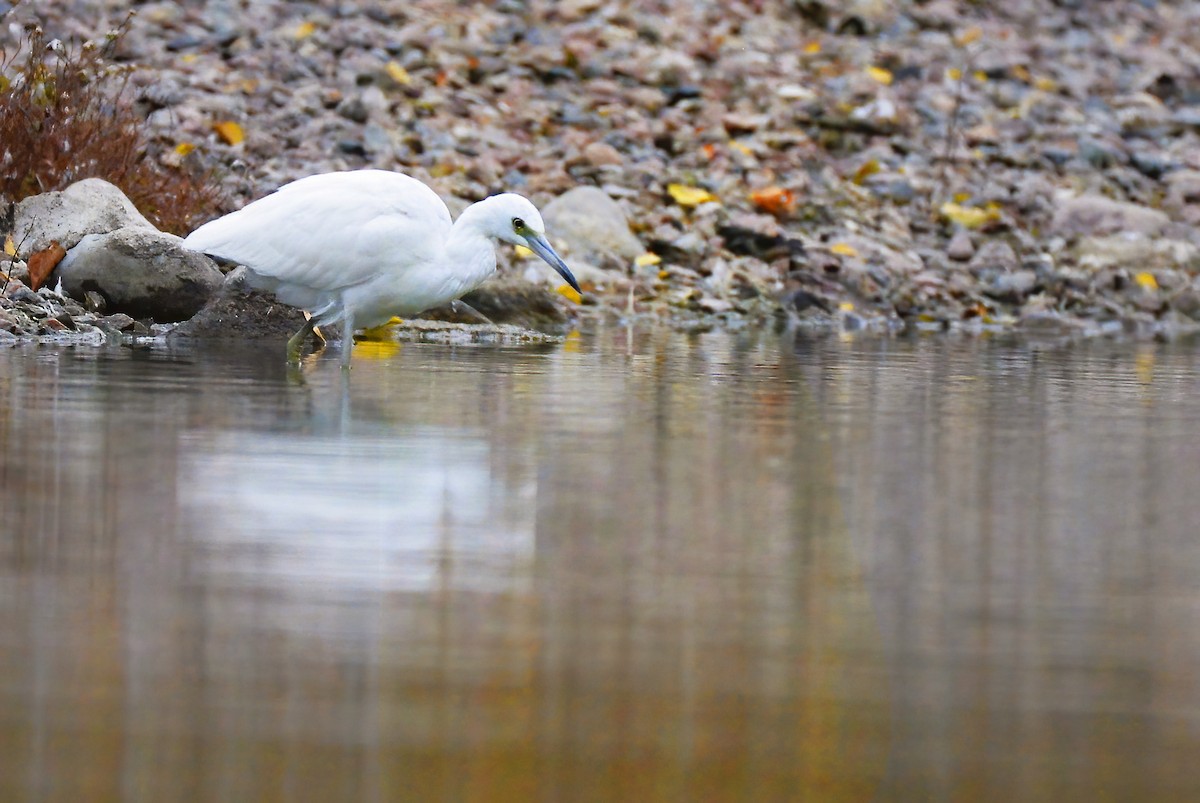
[476,193,581,294]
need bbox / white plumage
[183,169,579,364]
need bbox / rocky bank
[2,0,1200,346]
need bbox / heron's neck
[443,204,498,290]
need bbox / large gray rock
[1074,235,1199,273]
[1050,194,1170,238]
[55,226,223,322]
[541,186,644,270]
[169,267,307,341]
[12,179,155,259]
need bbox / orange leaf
[213,120,244,145]
[28,241,65,292]
[749,186,797,217]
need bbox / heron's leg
[341,310,356,369]
[451,298,494,325]
[286,317,315,363]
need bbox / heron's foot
[286,318,317,364]
[451,299,494,325]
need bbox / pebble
[946,230,975,261]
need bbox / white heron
[183,169,580,365]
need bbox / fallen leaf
[866,66,893,85]
[175,142,196,156]
[1134,271,1158,291]
[385,61,411,86]
[667,184,718,207]
[947,67,963,81]
[353,340,401,360]
[749,186,797,216]
[729,140,754,156]
[213,120,244,145]
[955,26,983,46]
[635,252,662,268]
[1034,76,1057,92]
[939,202,999,228]
[973,70,988,83]
[700,143,717,160]
[830,242,859,257]
[839,302,856,312]
[557,284,582,304]
[804,41,821,54]
[3,234,14,257]
[1011,64,1031,82]
[294,21,317,39]
[28,241,66,291]
[851,159,881,185]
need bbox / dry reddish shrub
[0,19,222,235]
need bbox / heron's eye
[512,217,525,232]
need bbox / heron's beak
[524,233,581,294]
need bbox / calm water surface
[1,329,1199,801]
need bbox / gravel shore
[4,0,1200,339]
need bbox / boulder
[1074,235,1199,273]
[1049,194,1169,238]
[168,267,307,341]
[12,179,155,259]
[541,186,644,270]
[55,226,223,322]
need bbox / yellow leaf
[973,70,988,83]
[353,340,401,360]
[939,202,999,228]
[956,27,983,46]
[947,67,963,81]
[213,120,244,145]
[557,284,582,304]
[830,242,859,257]
[3,234,15,257]
[635,252,662,268]
[865,66,893,85]
[1134,271,1158,291]
[358,321,398,340]
[1034,76,1056,92]
[838,302,855,312]
[667,184,718,207]
[658,270,670,280]
[851,159,881,185]
[174,142,196,156]
[294,21,317,39]
[730,141,754,156]
[804,41,821,54]
[953,192,972,203]
[385,61,412,85]
[1011,64,1031,82]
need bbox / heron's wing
[183,170,453,296]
